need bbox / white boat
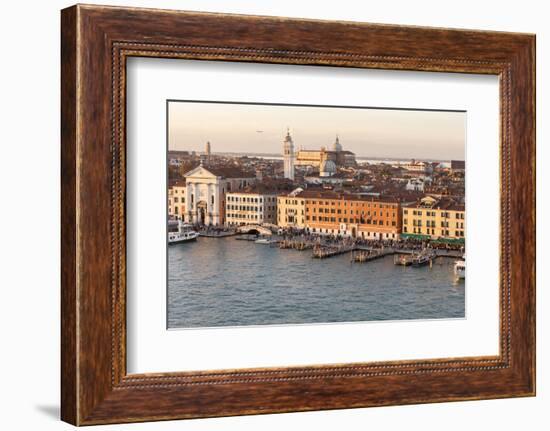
[454,257,466,279]
[411,249,436,267]
[412,254,432,267]
[254,238,272,244]
[168,221,199,245]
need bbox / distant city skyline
[168,101,466,160]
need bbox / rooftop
[451,160,466,169]
[280,189,399,204]
[405,196,465,211]
[207,165,256,178]
[227,180,295,195]
[168,179,186,188]
[184,163,256,179]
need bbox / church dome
[332,135,343,152]
[320,159,337,177]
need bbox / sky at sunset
[168,101,465,160]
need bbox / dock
[199,229,237,238]
[279,238,316,251]
[235,234,258,241]
[312,244,355,259]
[193,226,463,265]
[310,244,459,263]
[351,248,393,263]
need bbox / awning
[400,233,431,240]
[431,237,465,245]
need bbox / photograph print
[167,101,466,329]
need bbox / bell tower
[283,128,295,181]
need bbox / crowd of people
[276,227,464,252]
[181,222,464,253]
[195,224,236,236]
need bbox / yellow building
[277,189,306,228]
[402,196,465,240]
[294,136,356,168]
[168,180,186,220]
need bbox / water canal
[168,237,465,328]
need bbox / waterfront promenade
[223,229,461,258]
[186,223,464,261]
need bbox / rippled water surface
[168,237,465,328]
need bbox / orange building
[303,191,402,240]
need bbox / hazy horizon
[168,101,466,160]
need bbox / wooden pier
[279,239,316,251]
[235,234,257,241]
[312,244,355,259]
[351,248,393,263]
[199,230,237,238]
[310,245,457,263]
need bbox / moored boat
[394,254,414,266]
[412,250,436,267]
[168,221,199,245]
[454,256,466,279]
[394,248,437,267]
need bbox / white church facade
[173,164,256,226]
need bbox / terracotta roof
[405,196,465,211]
[451,160,466,170]
[205,165,256,178]
[184,162,256,179]
[305,171,349,179]
[228,180,295,195]
[280,189,399,204]
[168,150,191,157]
[296,149,355,155]
[168,179,186,188]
